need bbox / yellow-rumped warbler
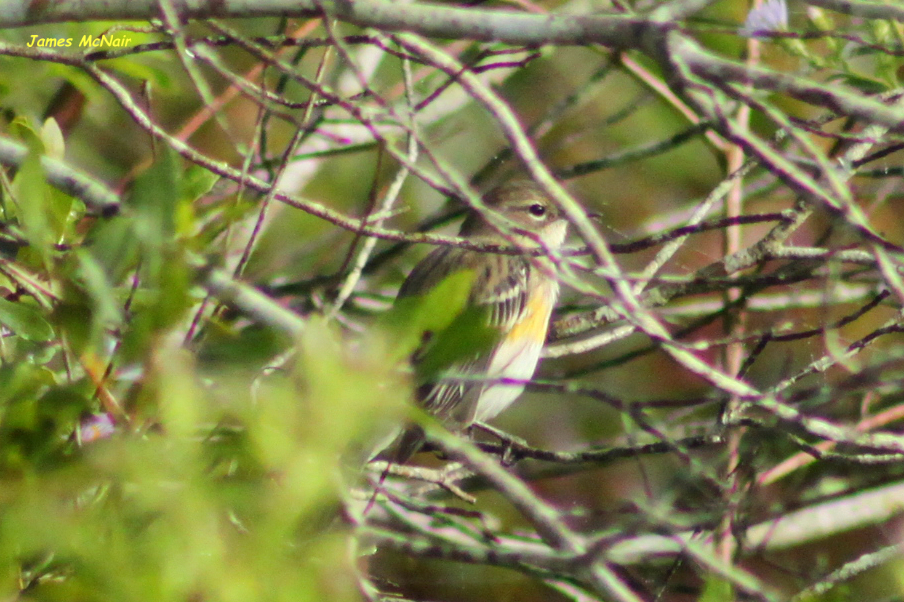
[378,180,569,463]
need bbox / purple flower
[740,0,789,37]
[78,413,116,444]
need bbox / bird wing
[371,247,537,463]
[398,247,533,423]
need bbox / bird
[375,179,569,464]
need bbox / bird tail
[363,424,428,514]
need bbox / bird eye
[528,203,546,218]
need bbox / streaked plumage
[379,180,568,462]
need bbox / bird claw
[471,422,527,466]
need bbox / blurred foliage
[0,112,407,601]
[0,0,904,601]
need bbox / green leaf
[414,304,498,382]
[12,151,53,264]
[129,146,180,248]
[293,316,409,460]
[52,299,93,356]
[197,323,288,370]
[119,247,191,362]
[103,53,175,89]
[8,116,42,150]
[378,269,477,364]
[0,298,54,342]
[74,249,124,330]
[46,187,78,245]
[40,117,65,160]
[698,576,733,602]
[177,165,216,238]
[826,72,889,94]
[85,215,140,284]
[181,164,219,203]
[0,362,56,409]
[377,268,499,383]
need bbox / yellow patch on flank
[507,289,554,344]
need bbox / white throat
[542,220,568,249]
